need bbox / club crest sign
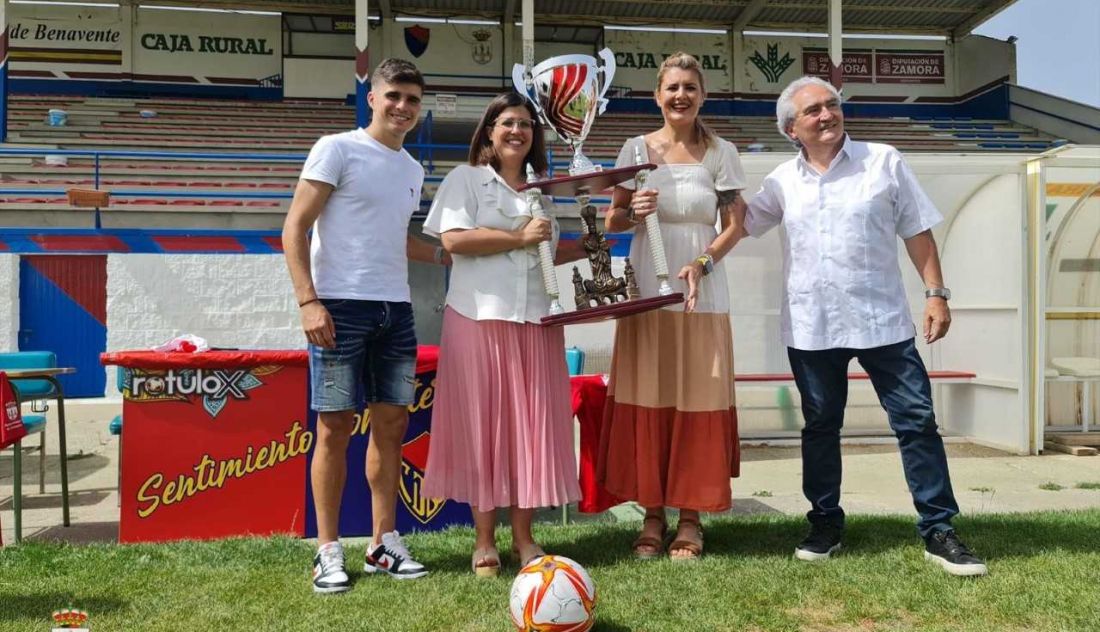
[404,25,429,57]
[471,28,492,65]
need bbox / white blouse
[423,164,560,324]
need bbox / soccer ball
[509,555,597,631]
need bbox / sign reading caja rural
[139,33,274,55]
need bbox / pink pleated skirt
[422,307,581,512]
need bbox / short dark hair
[467,92,548,175]
[371,58,424,91]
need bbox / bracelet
[695,253,714,276]
[298,298,320,308]
[433,245,445,264]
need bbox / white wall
[0,255,18,352]
[287,31,353,58]
[284,58,355,98]
[955,34,1015,94]
[104,254,302,389]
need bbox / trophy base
[541,293,684,327]
[518,163,657,197]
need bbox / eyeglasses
[494,118,536,131]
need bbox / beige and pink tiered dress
[597,135,745,512]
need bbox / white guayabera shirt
[745,135,943,351]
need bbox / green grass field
[3,510,1099,631]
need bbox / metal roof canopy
[126,0,1019,38]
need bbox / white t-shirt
[300,128,424,302]
[423,164,560,324]
[745,136,943,350]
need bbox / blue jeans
[787,338,959,539]
[309,299,417,411]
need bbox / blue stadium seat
[0,351,58,399]
[23,414,47,434]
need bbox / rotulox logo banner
[124,366,275,418]
[119,363,310,543]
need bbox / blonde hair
[656,52,714,147]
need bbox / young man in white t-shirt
[282,58,449,593]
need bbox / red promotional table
[100,350,311,543]
[100,347,447,544]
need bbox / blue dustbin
[565,346,585,376]
[47,109,68,126]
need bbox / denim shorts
[309,299,418,411]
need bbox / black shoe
[794,523,843,561]
[924,530,988,577]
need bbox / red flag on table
[0,371,28,449]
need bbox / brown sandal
[632,515,668,560]
[668,517,704,561]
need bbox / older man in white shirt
[744,76,987,577]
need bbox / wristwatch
[925,287,951,300]
[695,253,714,276]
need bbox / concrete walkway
[3,402,1100,545]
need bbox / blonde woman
[597,53,747,560]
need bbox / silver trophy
[512,49,615,175]
[513,50,683,325]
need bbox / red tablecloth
[101,347,440,374]
[570,374,622,514]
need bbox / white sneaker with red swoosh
[312,541,351,594]
[364,531,428,579]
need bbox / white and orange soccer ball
[509,555,597,632]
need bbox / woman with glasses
[422,92,583,577]
[597,52,747,560]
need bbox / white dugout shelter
[568,148,1100,456]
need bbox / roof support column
[0,0,9,143]
[355,0,370,128]
[503,0,515,88]
[521,0,534,71]
[827,0,843,91]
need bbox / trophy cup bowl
[512,49,683,326]
[513,49,613,176]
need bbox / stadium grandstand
[0,0,1098,455]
